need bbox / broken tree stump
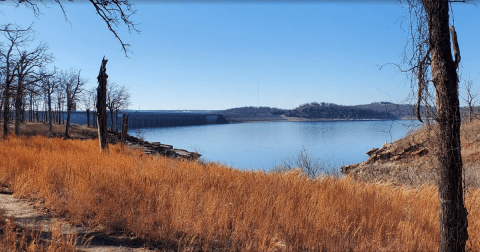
[97,57,109,151]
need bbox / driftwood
[97,57,109,151]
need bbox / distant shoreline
[224,115,415,124]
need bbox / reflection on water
[138,120,418,171]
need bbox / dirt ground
[0,189,154,252]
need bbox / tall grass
[1,135,480,251]
[0,209,79,252]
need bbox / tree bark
[115,109,119,132]
[97,57,109,151]
[48,90,53,133]
[121,113,128,146]
[65,96,72,138]
[14,96,21,136]
[110,107,115,132]
[87,109,90,127]
[2,86,10,138]
[422,0,468,251]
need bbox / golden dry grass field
[0,208,78,252]
[0,134,480,251]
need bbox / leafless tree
[0,24,34,137]
[9,0,139,57]
[40,68,57,133]
[55,68,85,138]
[107,82,130,131]
[54,73,66,125]
[79,86,97,127]
[462,77,478,122]
[402,0,471,250]
[13,43,54,135]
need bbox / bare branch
[10,0,139,57]
[450,26,461,69]
[89,0,140,57]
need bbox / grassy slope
[1,135,480,251]
[343,118,480,188]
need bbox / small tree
[107,82,131,132]
[62,69,85,138]
[80,87,97,127]
[462,78,477,122]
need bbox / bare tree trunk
[97,57,109,151]
[48,91,53,133]
[3,85,11,138]
[65,96,72,138]
[115,109,119,132]
[14,96,21,136]
[109,108,115,131]
[21,98,26,123]
[121,113,128,146]
[423,1,468,251]
[29,93,33,122]
[87,109,90,127]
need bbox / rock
[341,163,360,174]
[366,148,379,156]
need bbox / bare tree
[0,24,34,137]
[13,43,53,135]
[107,82,130,131]
[462,77,477,122]
[40,68,57,133]
[54,74,65,125]
[61,69,85,138]
[79,86,97,127]
[403,0,469,250]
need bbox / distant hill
[221,106,287,116]
[218,102,460,122]
[219,106,288,123]
[284,102,398,120]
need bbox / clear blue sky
[2,1,479,110]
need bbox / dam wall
[34,111,227,129]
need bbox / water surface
[136,120,417,171]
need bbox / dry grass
[0,120,98,139]
[346,118,480,188]
[0,208,79,252]
[1,135,480,251]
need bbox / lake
[134,120,418,171]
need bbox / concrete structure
[37,111,228,129]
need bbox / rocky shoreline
[107,130,202,161]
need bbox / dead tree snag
[96,57,109,151]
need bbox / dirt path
[0,192,152,252]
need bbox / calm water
[135,120,417,171]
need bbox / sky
[1,0,479,110]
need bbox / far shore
[224,115,415,124]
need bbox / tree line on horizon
[221,101,432,120]
[221,100,480,121]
